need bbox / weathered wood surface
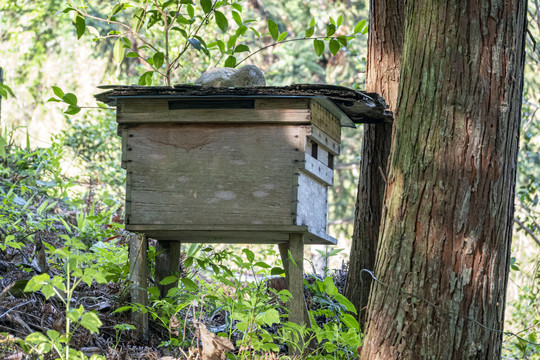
[310,101,342,141]
[125,123,304,226]
[128,234,148,339]
[279,234,309,327]
[155,241,181,297]
[295,172,328,238]
[117,98,312,124]
[125,224,337,244]
[307,125,340,156]
[95,84,392,124]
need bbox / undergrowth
[0,125,362,359]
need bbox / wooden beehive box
[96,85,391,245]
[96,85,391,332]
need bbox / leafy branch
[61,0,368,87]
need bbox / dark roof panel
[95,84,393,124]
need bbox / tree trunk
[345,0,403,329]
[360,1,527,359]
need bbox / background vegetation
[0,0,539,358]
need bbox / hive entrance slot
[169,99,255,110]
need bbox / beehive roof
[95,84,392,124]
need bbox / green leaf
[214,11,228,32]
[309,17,315,28]
[313,39,324,56]
[187,4,195,18]
[180,277,197,291]
[224,55,236,68]
[335,293,357,314]
[305,27,314,38]
[243,248,255,263]
[111,3,124,16]
[25,273,50,293]
[226,35,237,50]
[354,19,367,34]
[52,86,65,98]
[326,23,336,37]
[188,38,202,51]
[231,3,242,12]
[234,44,250,53]
[236,24,248,36]
[337,14,343,27]
[86,25,100,38]
[46,329,60,342]
[254,261,271,269]
[232,11,242,26]
[329,38,341,55]
[42,285,56,299]
[153,52,164,68]
[73,13,86,39]
[62,93,78,106]
[271,267,285,276]
[126,51,140,58]
[160,275,178,285]
[236,321,248,331]
[65,105,81,115]
[250,27,261,38]
[25,332,51,353]
[337,35,348,47]
[132,8,145,30]
[200,0,212,14]
[80,312,102,333]
[113,38,125,65]
[323,276,338,296]
[121,36,132,49]
[268,19,279,41]
[255,308,280,326]
[138,71,154,86]
[0,137,6,159]
[277,31,288,42]
[184,256,194,268]
[362,23,369,34]
[341,313,360,331]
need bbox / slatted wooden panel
[295,172,328,238]
[117,98,312,124]
[125,123,304,227]
[310,100,342,142]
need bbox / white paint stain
[215,191,236,200]
[253,190,269,198]
[230,160,246,165]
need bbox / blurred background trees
[1,0,539,357]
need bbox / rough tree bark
[345,0,403,329]
[360,1,527,359]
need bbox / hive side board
[117,97,342,245]
[124,122,305,227]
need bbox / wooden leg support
[129,233,148,339]
[155,241,182,298]
[279,234,309,327]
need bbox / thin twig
[0,301,32,319]
[170,0,219,70]
[513,218,540,247]
[236,35,349,67]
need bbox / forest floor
[0,230,349,359]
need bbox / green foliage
[22,236,108,360]
[59,0,368,85]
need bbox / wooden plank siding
[125,123,306,227]
[117,96,343,246]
